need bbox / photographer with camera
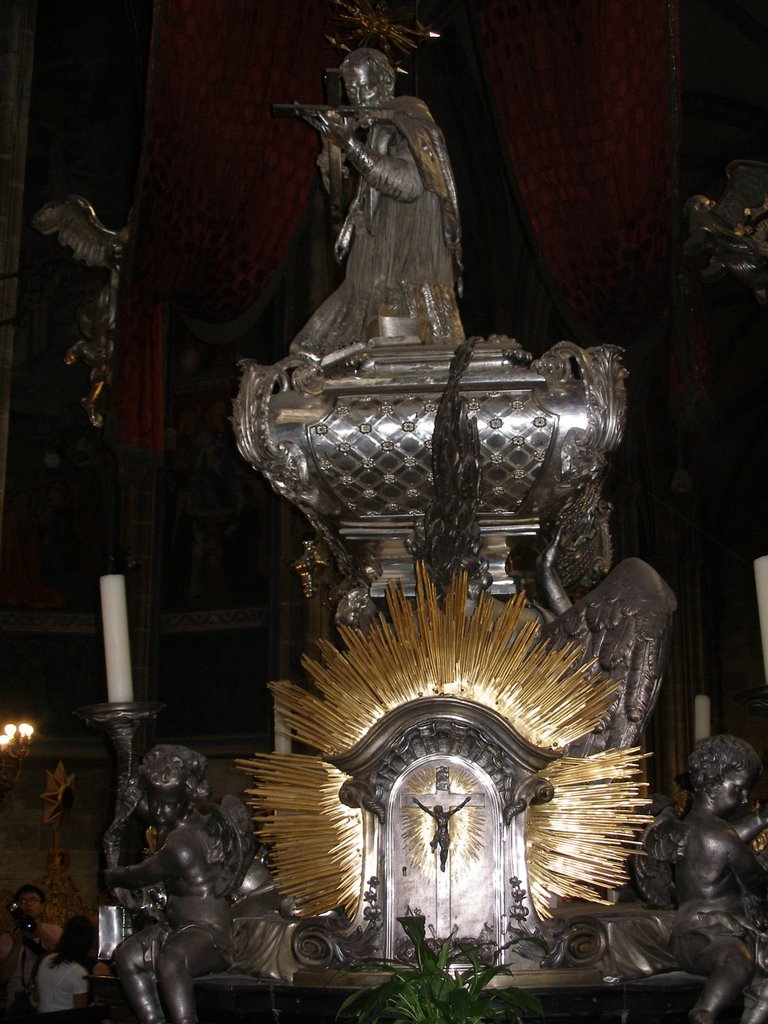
[0,885,62,1016]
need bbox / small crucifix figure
[412,795,471,872]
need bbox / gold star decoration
[326,0,438,64]
[41,761,75,829]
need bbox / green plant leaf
[337,919,543,1024]
[435,936,453,972]
[446,987,472,1018]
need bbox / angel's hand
[104,869,140,910]
[104,866,125,890]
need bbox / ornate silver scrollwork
[339,777,385,823]
[234,356,326,512]
[234,357,368,588]
[560,919,609,969]
[532,342,627,482]
[504,774,555,825]
[532,343,627,590]
[291,909,383,968]
[233,337,630,622]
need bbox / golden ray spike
[239,753,363,919]
[525,748,652,918]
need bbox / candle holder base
[76,701,164,729]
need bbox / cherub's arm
[732,802,768,844]
[727,830,767,899]
[105,829,195,891]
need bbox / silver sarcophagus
[234,335,627,621]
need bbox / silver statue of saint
[290,47,464,357]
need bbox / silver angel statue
[684,160,768,306]
[31,195,128,427]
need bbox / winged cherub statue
[105,745,255,1024]
[636,736,768,1024]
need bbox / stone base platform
[93,970,742,1024]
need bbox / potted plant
[337,916,543,1024]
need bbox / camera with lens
[6,902,36,934]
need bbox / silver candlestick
[75,701,164,868]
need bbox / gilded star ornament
[41,760,75,829]
[326,0,438,63]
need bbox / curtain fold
[116,0,333,453]
[475,0,678,346]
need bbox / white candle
[99,575,134,703]
[694,694,711,743]
[754,556,768,685]
[273,706,291,754]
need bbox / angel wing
[631,799,689,909]
[31,194,126,269]
[540,556,676,755]
[408,335,491,599]
[204,794,257,898]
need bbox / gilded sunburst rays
[237,753,363,919]
[240,568,649,922]
[274,566,618,756]
[525,748,652,919]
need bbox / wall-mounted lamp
[0,722,34,811]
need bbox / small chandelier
[0,723,34,811]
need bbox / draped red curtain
[116,0,333,453]
[475,0,678,346]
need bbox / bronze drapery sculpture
[536,528,677,755]
[288,47,464,357]
[105,745,254,1024]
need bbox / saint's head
[341,48,396,108]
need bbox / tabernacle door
[386,755,503,957]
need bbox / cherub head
[687,734,762,815]
[139,744,211,827]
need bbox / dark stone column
[0,0,37,563]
